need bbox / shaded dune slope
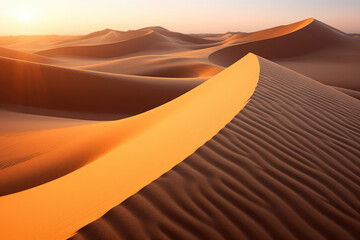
[0,56,200,119]
[72,57,360,240]
[209,19,360,67]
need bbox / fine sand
[0,18,359,240]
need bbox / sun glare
[15,9,35,23]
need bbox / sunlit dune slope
[0,56,200,119]
[72,57,360,240]
[0,53,259,240]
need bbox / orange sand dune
[210,18,359,65]
[209,18,360,91]
[0,53,259,240]
[0,56,200,119]
[72,56,360,240]
[0,17,359,240]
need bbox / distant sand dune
[36,28,217,59]
[36,31,177,58]
[209,19,359,66]
[209,18,360,91]
[55,29,151,47]
[223,18,313,44]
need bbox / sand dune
[223,18,313,44]
[55,29,143,47]
[0,54,259,240]
[209,18,360,91]
[0,17,359,240]
[71,57,360,240]
[0,56,200,119]
[35,31,176,58]
[140,26,217,44]
[36,27,217,59]
[210,18,359,65]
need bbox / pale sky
[0,0,359,36]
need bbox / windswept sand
[0,18,359,240]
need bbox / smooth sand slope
[0,54,259,240]
[72,57,360,240]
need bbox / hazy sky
[0,0,359,35]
